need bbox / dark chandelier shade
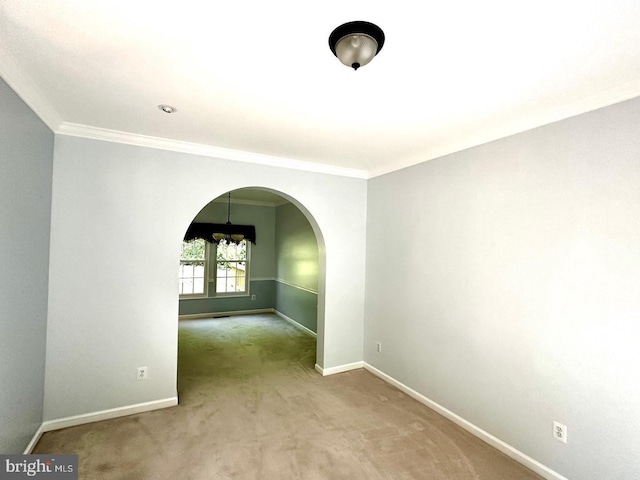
[183,193,256,245]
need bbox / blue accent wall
[275,282,317,333]
[0,77,53,453]
[179,279,275,315]
[275,203,319,333]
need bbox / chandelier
[183,193,256,245]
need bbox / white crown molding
[368,81,640,179]
[211,197,290,207]
[0,46,63,132]
[57,122,369,179]
[6,44,639,182]
[0,55,363,180]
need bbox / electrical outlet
[553,421,567,444]
[376,342,382,353]
[137,366,148,380]
[251,295,256,300]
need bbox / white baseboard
[180,310,318,341]
[274,310,317,337]
[179,308,273,320]
[363,363,568,480]
[40,397,178,433]
[315,361,364,376]
[23,424,44,454]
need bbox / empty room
[1,2,640,479]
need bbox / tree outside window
[179,239,206,295]
[179,238,250,297]
[215,239,248,294]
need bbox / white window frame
[179,240,209,298]
[210,240,251,297]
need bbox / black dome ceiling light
[329,21,385,70]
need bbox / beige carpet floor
[34,314,542,479]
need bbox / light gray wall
[0,77,53,453]
[179,201,276,315]
[44,136,367,420]
[275,203,319,332]
[365,97,640,480]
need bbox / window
[179,239,207,296]
[214,239,249,294]
[179,238,250,297]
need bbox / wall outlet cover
[553,421,567,444]
[137,366,148,380]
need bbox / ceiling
[212,188,290,207]
[2,1,640,178]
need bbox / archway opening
[176,187,326,397]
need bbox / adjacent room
[177,188,320,335]
[1,2,640,479]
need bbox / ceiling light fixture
[212,193,246,245]
[329,21,385,70]
[183,193,257,245]
[158,104,177,114]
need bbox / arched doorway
[177,187,326,371]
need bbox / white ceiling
[2,1,640,178]
[213,188,290,207]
